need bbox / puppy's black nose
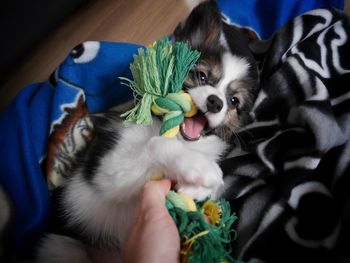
[207,95,223,113]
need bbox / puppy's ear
[174,0,222,48]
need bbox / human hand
[122,180,180,263]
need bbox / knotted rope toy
[120,39,239,262]
[166,190,239,263]
[120,38,199,138]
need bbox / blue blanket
[0,0,344,258]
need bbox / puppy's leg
[36,234,92,263]
[147,137,224,200]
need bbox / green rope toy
[120,38,200,138]
[120,38,240,262]
[166,191,239,263]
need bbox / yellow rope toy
[151,91,198,137]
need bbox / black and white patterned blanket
[220,8,350,263]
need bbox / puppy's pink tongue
[180,114,207,141]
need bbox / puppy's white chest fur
[60,117,227,248]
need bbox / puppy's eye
[230,96,240,107]
[195,71,208,85]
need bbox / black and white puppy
[37,1,259,262]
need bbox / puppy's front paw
[147,137,223,200]
[177,185,219,201]
[174,152,223,200]
[179,155,223,187]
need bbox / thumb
[142,179,171,198]
[138,179,171,211]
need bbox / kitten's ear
[174,0,222,48]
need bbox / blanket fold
[221,8,350,262]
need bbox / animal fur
[36,1,258,262]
